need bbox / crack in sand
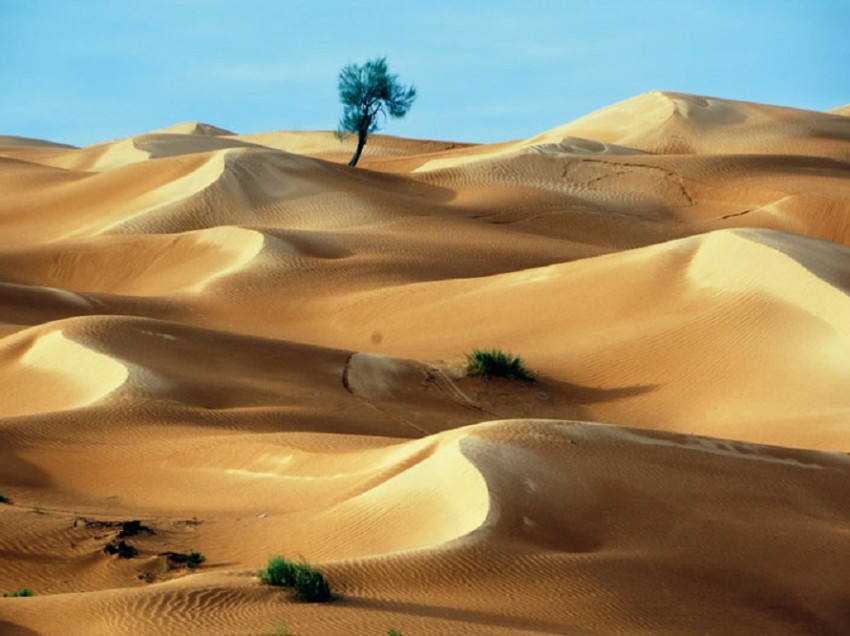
[720,208,755,220]
[574,158,697,206]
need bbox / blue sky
[2,0,848,146]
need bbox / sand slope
[1,92,850,634]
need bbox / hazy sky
[2,0,848,146]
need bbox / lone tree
[336,57,416,167]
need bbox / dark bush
[465,348,535,382]
[293,565,332,603]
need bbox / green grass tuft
[465,348,535,382]
[259,556,334,603]
[3,588,33,598]
[185,550,204,569]
[259,556,299,587]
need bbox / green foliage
[292,565,332,603]
[185,550,204,569]
[387,630,404,636]
[466,348,535,382]
[3,588,33,597]
[336,57,416,166]
[259,556,299,587]
[259,556,334,603]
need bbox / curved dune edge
[184,226,266,292]
[0,135,75,149]
[58,147,273,239]
[0,328,128,416]
[75,425,490,558]
[325,228,850,451]
[0,226,265,296]
[38,127,250,173]
[412,136,643,172]
[87,134,260,172]
[87,150,232,236]
[2,420,848,635]
[0,149,234,242]
[301,428,491,556]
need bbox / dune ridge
[1,91,849,634]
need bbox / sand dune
[829,103,850,117]
[0,325,127,417]
[547,91,850,157]
[1,420,848,634]
[0,136,75,149]
[1,92,849,634]
[0,226,264,295]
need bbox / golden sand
[1,92,849,635]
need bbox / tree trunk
[348,130,367,167]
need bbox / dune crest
[546,90,850,156]
[151,121,235,136]
[828,103,850,116]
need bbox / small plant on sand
[155,550,205,571]
[292,565,332,603]
[185,550,205,569]
[259,556,299,587]
[259,556,334,603]
[3,588,33,597]
[387,630,404,636]
[465,348,535,382]
[0,494,11,504]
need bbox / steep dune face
[0,326,128,416]
[1,92,850,634]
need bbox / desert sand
[1,91,849,635]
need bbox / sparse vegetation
[157,550,205,569]
[0,494,10,504]
[185,550,204,569]
[104,539,137,558]
[259,556,299,587]
[3,588,33,598]
[465,348,535,382]
[387,630,404,636]
[259,556,334,603]
[292,565,332,603]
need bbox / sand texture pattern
[1,92,849,635]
